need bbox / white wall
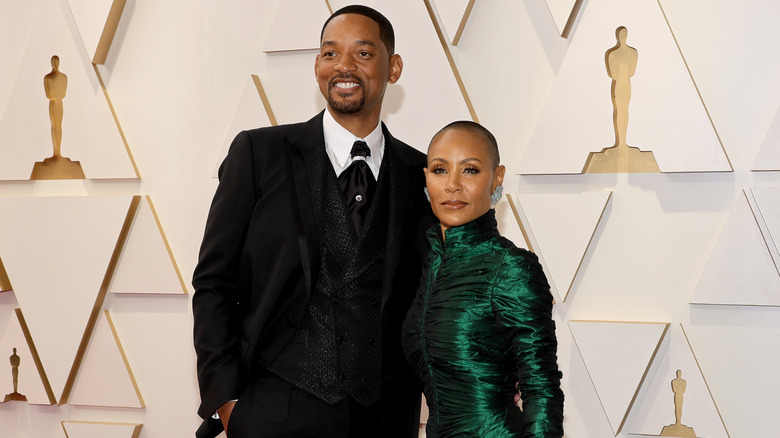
[1,0,779,436]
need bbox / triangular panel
[62,421,142,438]
[0,1,137,180]
[752,106,780,171]
[0,196,133,399]
[110,196,186,295]
[0,257,12,292]
[512,191,612,303]
[263,0,331,53]
[519,0,730,174]
[691,191,780,306]
[69,311,144,408]
[213,75,276,177]
[629,324,729,438]
[545,0,584,38]
[431,0,475,46]
[569,320,669,436]
[0,308,56,405]
[752,187,780,267]
[66,0,127,64]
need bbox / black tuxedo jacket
[192,111,435,438]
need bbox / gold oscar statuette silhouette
[660,370,696,437]
[3,348,27,402]
[583,26,660,173]
[30,55,86,180]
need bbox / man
[193,5,434,438]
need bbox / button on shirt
[323,110,384,179]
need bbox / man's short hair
[431,121,501,166]
[321,5,395,56]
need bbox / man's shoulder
[384,129,426,165]
[241,120,311,140]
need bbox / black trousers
[227,372,383,438]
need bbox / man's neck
[327,108,381,139]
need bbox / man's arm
[192,131,257,421]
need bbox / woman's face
[424,129,505,235]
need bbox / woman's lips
[440,200,467,210]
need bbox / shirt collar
[322,109,384,174]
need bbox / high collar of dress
[428,209,500,252]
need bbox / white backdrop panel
[519,0,729,174]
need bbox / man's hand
[217,401,237,434]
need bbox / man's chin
[329,102,364,115]
[327,92,365,115]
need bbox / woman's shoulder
[490,235,550,292]
[492,236,541,269]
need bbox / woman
[402,121,564,437]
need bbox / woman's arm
[492,250,564,437]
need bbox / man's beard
[327,77,365,114]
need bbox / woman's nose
[444,175,462,192]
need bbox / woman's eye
[464,166,479,174]
[431,167,446,174]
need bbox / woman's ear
[493,165,506,191]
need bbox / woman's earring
[490,184,503,206]
[424,187,430,203]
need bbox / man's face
[315,14,401,117]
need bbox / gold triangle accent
[506,194,535,253]
[93,64,141,178]
[450,0,476,46]
[0,257,12,292]
[62,421,143,438]
[145,196,188,294]
[423,0,479,123]
[251,74,279,126]
[14,309,58,404]
[561,0,585,39]
[570,320,670,435]
[59,196,140,404]
[104,310,145,407]
[92,0,127,64]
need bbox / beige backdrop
[1,0,779,437]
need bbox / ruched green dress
[402,210,564,437]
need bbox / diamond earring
[424,187,430,203]
[490,184,503,206]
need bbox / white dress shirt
[322,109,384,179]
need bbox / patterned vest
[268,147,390,406]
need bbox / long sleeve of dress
[491,250,564,438]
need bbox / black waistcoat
[268,145,390,406]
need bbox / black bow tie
[338,140,376,234]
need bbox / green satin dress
[402,210,564,437]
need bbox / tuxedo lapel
[381,127,417,308]
[281,112,329,298]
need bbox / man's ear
[388,54,403,84]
